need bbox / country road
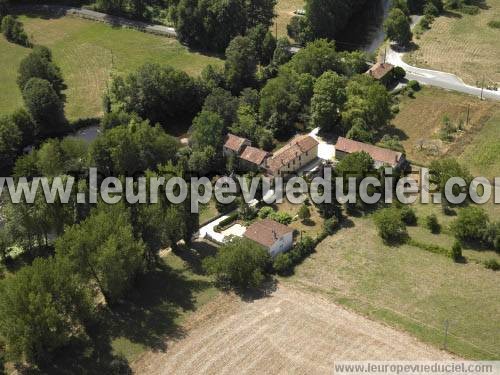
[386,46,500,101]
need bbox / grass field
[405,0,500,86]
[274,0,304,40]
[391,86,500,177]
[286,211,500,360]
[0,13,222,120]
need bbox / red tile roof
[366,62,394,80]
[244,219,294,248]
[224,134,249,153]
[267,135,319,174]
[240,146,269,166]
[335,137,403,167]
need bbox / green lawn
[0,12,222,120]
[284,210,500,360]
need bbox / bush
[258,206,275,219]
[374,207,408,245]
[484,259,500,271]
[451,207,489,243]
[393,66,406,80]
[214,212,239,232]
[460,5,479,15]
[273,253,293,275]
[203,238,271,290]
[268,211,293,225]
[425,214,441,234]
[323,217,339,235]
[400,206,417,226]
[298,204,311,221]
[407,80,421,91]
[450,241,462,262]
[488,20,500,29]
[1,15,30,47]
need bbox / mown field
[405,0,500,86]
[0,12,222,120]
[285,204,500,360]
[274,0,304,40]
[391,86,500,178]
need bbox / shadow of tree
[174,240,218,275]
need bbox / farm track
[133,285,454,375]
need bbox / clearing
[286,212,500,360]
[405,0,500,86]
[274,0,304,40]
[391,86,500,177]
[0,12,222,120]
[132,285,453,374]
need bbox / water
[335,0,392,53]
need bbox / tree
[272,37,292,66]
[22,78,67,138]
[298,204,311,222]
[451,207,489,243]
[384,8,413,46]
[107,63,201,128]
[273,252,293,275]
[224,35,258,94]
[204,237,270,290]
[287,39,339,77]
[17,46,65,97]
[429,158,472,200]
[287,15,313,45]
[310,71,346,132]
[247,24,276,65]
[55,203,145,304]
[202,88,239,129]
[374,207,408,244]
[90,120,179,175]
[1,15,29,46]
[190,110,225,150]
[450,241,462,262]
[0,257,93,365]
[0,114,22,173]
[392,0,410,15]
[425,214,440,234]
[10,108,36,147]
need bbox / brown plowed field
[133,286,453,375]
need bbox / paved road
[13,4,177,37]
[386,46,500,101]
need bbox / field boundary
[12,4,177,38]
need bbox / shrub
[374,207,408,245]
[488,20,500,29]
[460,5,479,15]
[203,238,270,290]
[258,206,275,219]
[484,259,500,271]
[323,217,339,235]
[393,66,406,80]
[214,212,239,232]
[1,15,29,47]
[450,241,462,262]
[407,80,421,91]
[425,214,441,234]
[451,207,489,243]
[298,204,311,221]
[268,211,293,225]
[407,238,449,256]
[400,206,417,226]
[483,222,500,251]
[273,253,293,275]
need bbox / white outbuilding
[244,219,294,257]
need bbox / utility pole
[383,47,387,64]
[466,104,470,128]
[443,320,450,351]
[480,76,485,100]
[275,22,278,39]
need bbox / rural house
[239,146,269,171]
[244,219,294,257]
[266,135,319,177]
[366,62,395,86]
[335,137,406,169]
[223,134,251,158]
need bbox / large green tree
[0,257,93,365]
[0,114,22,173]
[224,35,258,94]
[384,8,413,46]
[310,71,347,132]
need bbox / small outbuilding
[244,219,294,257]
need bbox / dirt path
[133,285,454,375]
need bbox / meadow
[0,12,222,120]
[391,86,500,179]
[405,0,500,86]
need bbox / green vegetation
[1,15,29,47]
[384,8,412,46]
[0,13,222,120]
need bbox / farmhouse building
[266,135,319,177]
[244,219,294,257]
[223,134,251,158]
[239,146,269,171]
[335,137,406,169]
[366,62,395,85]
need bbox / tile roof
[335,137,403,167]
[239,146,269,166]
[224,134,249,153]
[244,219,294,248]
[366,62,394,80]
[266,135,319,174]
